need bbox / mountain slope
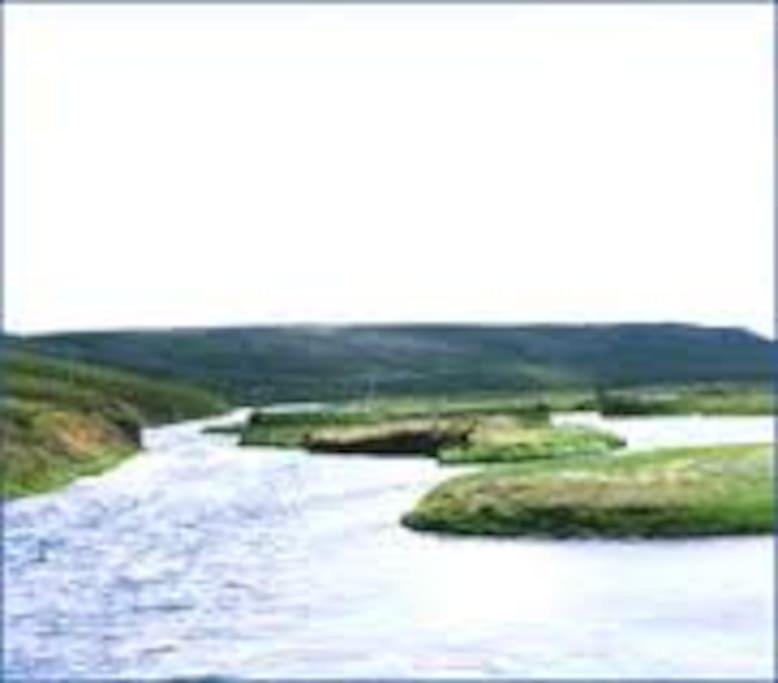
[7,323,774,402]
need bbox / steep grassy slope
[1,352,228,497]
[8,323,774,402]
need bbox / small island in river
[231,387,774,539]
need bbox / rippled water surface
[5,410,774,678]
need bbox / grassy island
[237,383,773,454]
[303,418,472,456]
[402,442,774,538]
[239,400,624,464]
[239,398,546,449]
[438,419,625,464]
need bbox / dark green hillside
[1,352,228,497]
[8,323,774,402]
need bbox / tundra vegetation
[1,352,228,497]
[437,421,625,464]
[237,391,772,538]
[232,384,773,451]
[595,385,774,416]
[4,327,773,538]
[238,399,625,463]
[8,323,773,403]
[402,443,774,538]
[235,381,773,456]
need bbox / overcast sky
[4,5,773,337]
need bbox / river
[4,410,774,678]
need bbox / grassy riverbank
[235,384,773,445]
[237,380,772,458]
[2,352,228,497]
[597,384,773,416]
[403,442,774,537]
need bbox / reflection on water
[4,410,774,678]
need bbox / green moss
[403,443,774,537]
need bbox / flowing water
[4,410,774,679]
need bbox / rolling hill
[5,323,774,402]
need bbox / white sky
[4,5,774,337]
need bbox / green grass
[337,395,561,420]
[1,411,137,497]
[239,384,774,451]
[402,443,774,538]
[7,352,227,424]
[239,400,548,449]
[11,323,772,402]
[597,384,773,416]
[239,401,624,466]
[358,383,775,418]
[439,422,625,464]
[2,351,228,498]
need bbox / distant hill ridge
[4,323,774,402]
